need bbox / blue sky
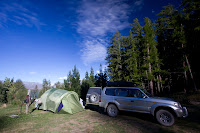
[0,0,181,85]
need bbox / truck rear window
[88,87,101,94]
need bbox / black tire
[107,104,119,117]
[156,109,175,126]
[89,93,99,103]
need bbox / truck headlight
[174,102,182,108]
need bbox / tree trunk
[181,43,188,93]
[20,101,23,114]
[157,75,161,95]
[159,75,163,94]
[185,55,197,91]
[118,42,123,80]
[183,60,188,93]
[180,24,197,91]
[147,43,154,96]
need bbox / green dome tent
[39,88,84,114]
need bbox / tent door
[58,101,63,112]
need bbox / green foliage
[155,0,200,93]
[64,65,81,96]
[89,67,95,86]
[31,85,39,99]
[55,81,65,89]
[105,0,200,95]
[106,31,125,81]
[0,78,27,105]
[13,80,27,104]
[156,5,183,72]
[80,80,90,101]
[0,81,7,103]
[95,64,108,88]
[124,19,141,84]
[80,67,96,101]
[38,79,52,97]
[106,18,161,95]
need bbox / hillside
[23,82,42,90]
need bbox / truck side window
[115,88,128,97]
[105,88,115,96]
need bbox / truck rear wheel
[156,109,175,126]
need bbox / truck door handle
[131,100,134,102]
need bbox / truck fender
[104,101,120,112]
[150,103,176,116]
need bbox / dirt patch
[46,110,143,133]
[55,110,108,133]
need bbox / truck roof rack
[107,81,137,87]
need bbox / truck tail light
[99,95,101,102]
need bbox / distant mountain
[23,82,43,90]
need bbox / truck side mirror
[142,94,146,98]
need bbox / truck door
[128,89,149,112]
[114,88,133,110]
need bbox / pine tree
[0,80,8,103]
[143,17,160,96]
[65,65,81,96]
[156,3,198,93]
[89,67,95,86]
[125,18,143,84]
[181,0,200,91]
[65,71,72,90]
[106,31,124,81]
[85,71,89,81]
[156,5,182,73]
[81,71,91,101]
[14,79,26,104]
[38,79,51,97]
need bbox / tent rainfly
[39,88,84,114]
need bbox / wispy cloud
[0,2,44,29]
[29,72,37,75]
[77,0,131,37]
[81,39,107,65]
[56,24,64,32]
[134,0,144,6]
[77,0,144,65]
[59,76,67,80]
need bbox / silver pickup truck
[99,87,188,126]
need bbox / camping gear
[35,98,41,108]
[80,98,85,109]
[9,115,19,118]
[39,88,84,114]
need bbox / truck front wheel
[156,109,175,126]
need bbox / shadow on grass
[86,104,200,133]
[0,116,11,130]
[85,104,155,122]
[85,104,175,133]
[0,115,24,131]
[85,104,105,114]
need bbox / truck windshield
[141,88,151,97]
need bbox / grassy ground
[0,103,199,133]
